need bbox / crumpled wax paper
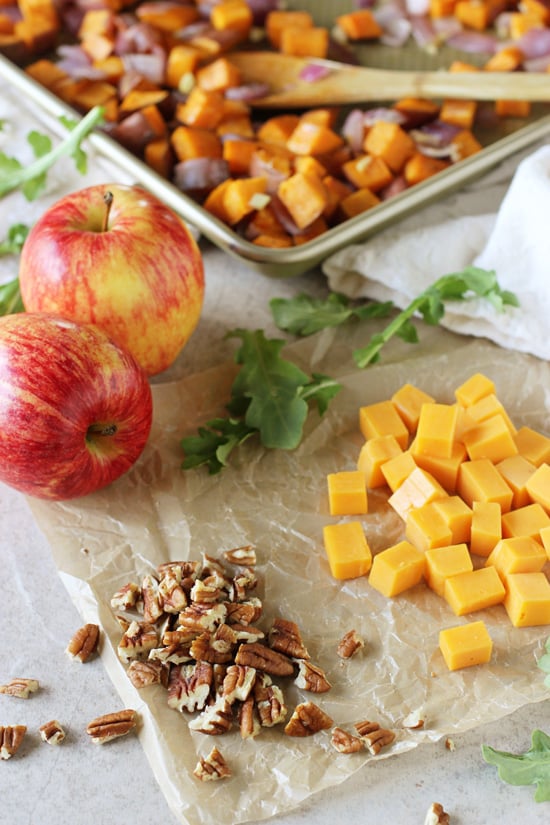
[26,323,550,825]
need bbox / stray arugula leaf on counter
[481,730,550,802]
[0,224,31,317]
[181,329,341,474]
[270,267,519,368]
[0,105,104,201]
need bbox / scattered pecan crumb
[193,746,232,781]
[66,623,100,663]
[336,629,364,659]
[402,709,425,729]
[0,725,26,759]
[86,709,137,744]
[223,545,257,566]
[424,802,450,824]
[445,737,456,752]
[0,677,39,699]
[39,719,66,745]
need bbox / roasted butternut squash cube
[277,172,329,230]
[363,121,416,173]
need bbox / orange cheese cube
[425,542,473,597]
[391,383,435,433]
[503,572,550,627]
[381,451,417,492]
[485,536,547,578]
[323,521,372,580]
[415,402,458,459]
[457,459,514,513]
[539,525,550,560]
[470,500,502,557]
[411,439,467,492]
[388,467,448,521]
[495,454,537,509]
[439,620,493,670]
[501,501,550,541]
[405,502,453,552]
[514,426,550,467]
[431,496,472,544]
[525,463,550,512]
[467,393,517,434]
[327,471,368,515]
[359,400,409,449]
[357,435,403,488]
[462,414,518,463]
[368,540,426,597]
[454,373,495,407]
[443,566,506,616]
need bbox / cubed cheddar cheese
[415,403,459,459]
[439,620,493,670]
[454,372,495,407]
[469,500,501,557]
[485,536,548,579]
[514,425,550,467]
[425,542,473,597]
[327,470,368,515]
[405,502,453,552]
[443,566,506,615]
[359,400,409,449]
[501,501,550,541]
[410,439,467,492]
[467,393,517,434]
[462,414,518,463]
[457,458,514,513]
[503,572,550,627]
[431,496,472,544]
[323,521,372,579]
[391,383,435,433]
[357,435,402,488]
[388,467,447,521]
[525,463,550,513]
[381,451,417,492]
[495,454,537,509]
[368,540,426,597]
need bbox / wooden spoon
[228,51,550,107]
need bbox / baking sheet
[2,0,550,277]
[26,322,550,825]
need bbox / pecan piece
[178,602,227,633]
[225,598,262,625]
[229,623,264,643]
[331,727,364,754]
[222,664,256,703]
[86,709,137,744]
[167,662,213,713]
[294,659,331,693]
[157,560,201,591]
[141,574,163,623]
[158,572,187,613]
[354,719,395,755]
[235,642,294,677]
[284,702,333,737]
[0,677,39,698]
[223,545,257,566]
[254,673,287,727]
[188,696,233,735]
[193,746,231,781]
[39,720,66,745]
[228,568,257,602]
[66,623,100,663]
[425,802,450,825]
[117,620,158,663]
[403,708,426,730]
[0,725,26,759]
[238,695,260,739]
[110,582,141,612]
[190,626,236,665]
[127,660,168,689]
[269,618,309,659]
[336,629,365,659]
[191,576,227,605]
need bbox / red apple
[0,312,153,500]
[19,183,205,376]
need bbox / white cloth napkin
[323,141,550,361]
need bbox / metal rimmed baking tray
[2,0,550,278]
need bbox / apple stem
[88,423,118,438]
[102,191,114,232]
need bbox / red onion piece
[380,174,408,199]
[249,152,289,194]
[269,195,302,236]
[405,0,430,15]
[224,82,271,101]
[524,54,550,71]
[299,63,331,82]
[431,15,463,41]
[409,14,440,49]
[173,158,230,193]
[445,30,497,53]
[380,17,412,48]
[341,108,366,153]
[516,26,550,59]
[411,120,462,155]
[122,52,166,85]
[362,107,408,127]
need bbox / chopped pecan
[229,623,264,643]
[222,664,257,703]
[193,746,231,781]
[0,677,39,698]
[141,574,163,623]
[268,618,309,659]
[162,629,196,647]
[157,560,201,591]
[225,598,262,625]
[188,696,233,735]
[223,545,257,566]
[235,642,294,677]
[66,623,100,663]
[212,664,228,695]
[178,602,227,633]
[110,582,141,612]
[149,642,193,665]
[254,673,287,727]
[39,720,66,745]
[167,662,213,713]
[294,659,331,693]
[0,725,26,759]
[191,576,227,605]
[354,719,395,755]
[126,660,168,689]
[117,620,158,663]
[158,572,187,613]
[86,709,137,744]
[403,709,425,730]
[425,802,450,825]
[284,702,333,737]
[201,553,227,580]
[238,695,260,739]
[330,727,364,754]
[228,568,257,602]
[336,629,365,659]
[190,626,236,664]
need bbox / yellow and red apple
[18,183,205,376]
[0,312,153,500]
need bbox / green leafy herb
[0,223,29,256]
[270,291,393,336]
[181,329,341,474]
[353,267,519,368]
[0,277,23,315]
[482,730,550,802]
[0,105,104,201]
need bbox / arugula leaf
[270,292,393,336]
[0,277,23,315]
[181,329,341,473]
[0,223,29,256]
[0,105,104,201]
[482,730,550,802]
[353,266,519,368]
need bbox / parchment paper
[26,323,550,825]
